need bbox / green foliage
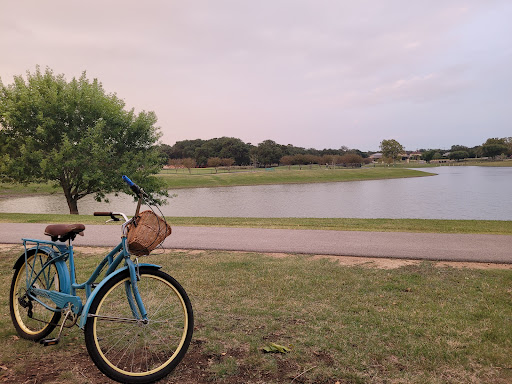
[481,143,508,158]
[478,138,510,159]
[420,150,436,162]
[167,137,251,167]
[0,66,166,214]
[449,150,469,160]
[165,138,360,169]
[251,140,283,167]
[379,139,404,161]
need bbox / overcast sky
[1,1,511,151]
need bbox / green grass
[373,159,512,168]
[466,160,512,167]
[0,213,111,224]
[1,161,510,197]
[1,213,511,235]
[2,246,512,383]
[0,167,432,196]
[0,181,59,196]
[158,167,434,189]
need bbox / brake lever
[105,214,121,224]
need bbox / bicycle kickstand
[40,308,74,347]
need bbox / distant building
[401,151,422,163]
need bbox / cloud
[368,69,471,104]
[0,0,511,150]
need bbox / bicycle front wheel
[84,267,193,384]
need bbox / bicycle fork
[125,258,148,324]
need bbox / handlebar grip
[94,212,112,216]
[122,175,135,187]
[122,175,143,196]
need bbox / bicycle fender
[78,263,161,329]
[12,247,72,294]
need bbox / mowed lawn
[158,167,434,189]
[1,245,512,383]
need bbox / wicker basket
[126,210,172,256]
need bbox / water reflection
[0,166,510,220]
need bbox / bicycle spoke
[10,251,61,340]
[85,269,193,382]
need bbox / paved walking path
[1,223,511,264]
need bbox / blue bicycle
[9,176,193,383]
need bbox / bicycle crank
[40,308,75,347]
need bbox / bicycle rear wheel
[84,267,193,384]
[10,250,62,341]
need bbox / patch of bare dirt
[311,254,421,269]
[0,350,116,384]
[0,338,338,384]
[307,254,512,270]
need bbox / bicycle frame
[18,234,161,330]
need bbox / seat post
[67,237,78,290]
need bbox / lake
[0,166,511,220]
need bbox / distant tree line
[159,137,368,168]
[420,137,512,162]
[158,136,512,169]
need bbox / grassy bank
[0,213,511,235]
[0,181,58,196]
[1,162,510,197]
[0,168,432,196]
[157,167,434,189]
[1,246,512,383]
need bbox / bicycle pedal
[40,338,59,346]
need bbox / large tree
[481,138,508,159]
[379,139,404,162]
[250,140,283,167]
[0,67,166,214]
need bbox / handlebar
[94,176,149,226]
[94,212,114,217]
[123,175,146,197]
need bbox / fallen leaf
[262,342,291,354]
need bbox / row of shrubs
[280,153,370,167]
[166,153,370,172]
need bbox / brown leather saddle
[45,224,85,242]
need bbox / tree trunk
[61,179,79,214]
[67,198,79,215]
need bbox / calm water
[1,167,511,220]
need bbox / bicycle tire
[9,249,62,341]
[84,267,193,384]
